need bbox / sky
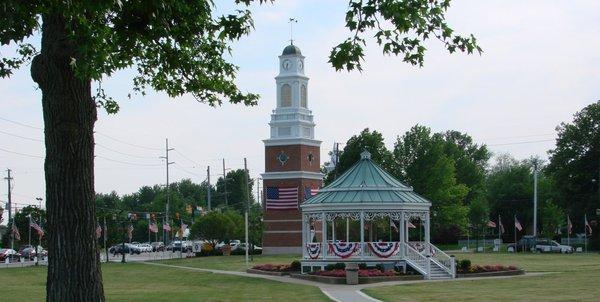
[1,0,599,222]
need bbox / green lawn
[363,252,600,302]
[158,254,299,271]
[0,262,328,301]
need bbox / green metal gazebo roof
[303,151,431,205]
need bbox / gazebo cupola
[299,151,456,279]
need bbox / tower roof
[282,44,302,56]
[302,151,431,205]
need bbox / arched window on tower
[281,84,292,107]
[300,84,307,108]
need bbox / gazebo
[300,151,455,279]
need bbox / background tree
[468,195,490,249]
[9,206,47,248]
[190,211,236,248]
[540,200,565,240]
[546,101,599,241]
[215,169,255,212]
[324,128,394,184]
[1,1,479,299]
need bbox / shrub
[334,263,346,270]
[325,264,336,271]
[458,259,471,272]
[358,263,367,270]
[290,260,301,271]
[375,264,385,272]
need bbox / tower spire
[288,18,298,45]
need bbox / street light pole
[533,162,538,237]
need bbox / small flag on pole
[515,217,523,231]
[96,223,102,239]
[11,223,21,241]
[180,222,188,237]
[487,220,497,228]
[304,187,319,200]
[127,224,134,240]
[390,219,398,231]
[163,222,171,231]
[149,222,158,233]
[407,221,416,229]
[585,214,592,235]
[30,219,45,238]
[567,215,573,234]
[499,217,505,234]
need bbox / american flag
[30,219,44,237]
[304,187,319,201]
[180,222,188,238]
[11,223,20,241]
[390,219,398,231]
[149,222,158,233]
[585,214,592,235]
[567,215,572,234]
[499,217,505,234]
[487,220,496,228]
[266,187,298,210]
[127,224,134,240]
[407,221,416,229]
[95,223,102,239]
[515,216,523,231]
[163,222,171,231]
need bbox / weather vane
[289,18,298,45]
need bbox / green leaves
[331,0,483,70]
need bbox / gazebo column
[424,213,431,255]
[331,219,335,242]
[399,212,405,258]
[321,212,327,259]
[346,218,350,242]
[301,214,307,259]
[360,211,365,260]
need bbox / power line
[0,147,44,158]
[0,130,43,142]
[95,155,162,167]
[173,150,203,166]
[95,132,162,151]
[0,116,42,130]
[95,143,157,159]
[172,163,203,178]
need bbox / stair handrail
[428,243,454,276]
[402,242,428,276]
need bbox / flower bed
[314,269,396,278]
[456,259,524,278]
[247,261,301,276]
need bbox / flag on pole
[30,219,45,238]
[163,222,171,231]
[127,224,134,240]
[266,187,299,210]
[487,220,497,228]
[407,221,416,229]
[304,187,319,201]
[390,219,398,231]
[95,223,102,239]
[180,222,188,237]
[499,217,505,234]
[567,215,573,234]
[149,222,158,233]
[585,214,592,235]
[11,223,21,241]
[515,217,523,231]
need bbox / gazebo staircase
[404,243,455,279]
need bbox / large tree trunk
[31,15,104,301]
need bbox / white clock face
[298,60,303,70]
[282,59,291,70]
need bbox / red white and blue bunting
[306,243,321,259]
[368,242,399,258]
[328,242,360,258]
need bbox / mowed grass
[363,252,600,302]
[0,262,329,301]
[158,254,299,271]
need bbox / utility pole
[222,158,228,206]
[5,169,13,250]
[207,166,211,211]
[244,158,250,266]
[333,143,340,180]
[533,162,538,237]
[159,139,174,244]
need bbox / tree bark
[31,15,104,301]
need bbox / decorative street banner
[368,242,399,258]
[306,243,321,259]
[328,242,360,258]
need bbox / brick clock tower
[261,43,324,255]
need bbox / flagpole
[584,214,588,253]
[104,216,108,263]
[28,215,31,249]
[567,215,570,247]
[498,214,501,250]
[514,215,517,253]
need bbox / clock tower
[261,43,323,255]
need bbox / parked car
[236,243,263,252]
[109,243,142,255]
[20,247,37,260]
[137,243,153,253]
[535,239,573,253]
[151,242,165,252]
[507,235,537,252]
[0,249,19,261]
[171,241,193,252]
